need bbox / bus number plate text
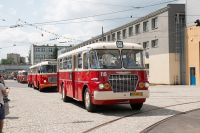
[130,92,143,96]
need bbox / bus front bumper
[93,90,149,101]
[40,83,57,89]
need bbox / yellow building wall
[186,26,200,85]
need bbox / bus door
[73,53,82,99]
[72,55,77,98]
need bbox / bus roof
[18,70,27,73]
[58,42,143,59]
[30,61,57,69]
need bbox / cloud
[9,8,17,15]
[0,28,53,59]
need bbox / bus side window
[68,56,72,69]
[63,57,68,69]
[78,53,82,69]
[59,59,63,70]
[83,53,89,69]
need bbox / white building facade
[77,4,186,85]
[30,44,70,65]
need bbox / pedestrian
[0,82,9,133]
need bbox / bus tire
[61,85,70,102]
[84,88,95,112]
[130,103,143,111]
[38,84,42,92]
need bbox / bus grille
[109,74,138,93]
[48,76,57,83]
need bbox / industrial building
[30,44,71,65]
[77,4,186,85]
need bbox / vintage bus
[17,70,28,83]
[29,60,57,91]
[57,41,149,112]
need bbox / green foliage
[1,58,14,65]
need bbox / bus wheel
[61,85,70,102]
[130,103,143,111]
[84,88,95,112]
[38,84,42,92]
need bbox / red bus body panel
[58,70,148,105]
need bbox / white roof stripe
[58,42,143,59]
[30,61,57,69]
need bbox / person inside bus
[123,53,136,68]
[89,53,99,69]
[90,59,98,69]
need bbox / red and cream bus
[57,41,149,112]
[29,60,57,91]
[17,70,28,83]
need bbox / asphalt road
[4,80,200,133]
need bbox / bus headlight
[99,84,104,89]
[44,80,47,83]
[145,82,149,88]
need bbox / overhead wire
[29,0,178,25]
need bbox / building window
[112,33,116,41]
[41,48,45,52]
[143,41,149,49]
[122,29,127,39]
[107,35,111,42]
[117,31,121,40]
[145,51,149,59]
[145,64,149,76]
[128,26,133,36]
[143,21,149,32]
[151,39,158,48]
[35,48,40,52]
[135,24,140,34]
[152,17,158,29]
[49,48,53,52]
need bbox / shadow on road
[41,88,58,93]
[64,99,181,117]
[6,116,19,120]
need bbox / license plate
[130,92,143,96]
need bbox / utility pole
[102,26,104,42]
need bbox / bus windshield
[22,72,28,75]
[89,49,144,69]
[121,50,144,69]
[90,50,121,69]
[40,65,57,73]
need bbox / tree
[1,58,13,65]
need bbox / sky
[0,0,185,60]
